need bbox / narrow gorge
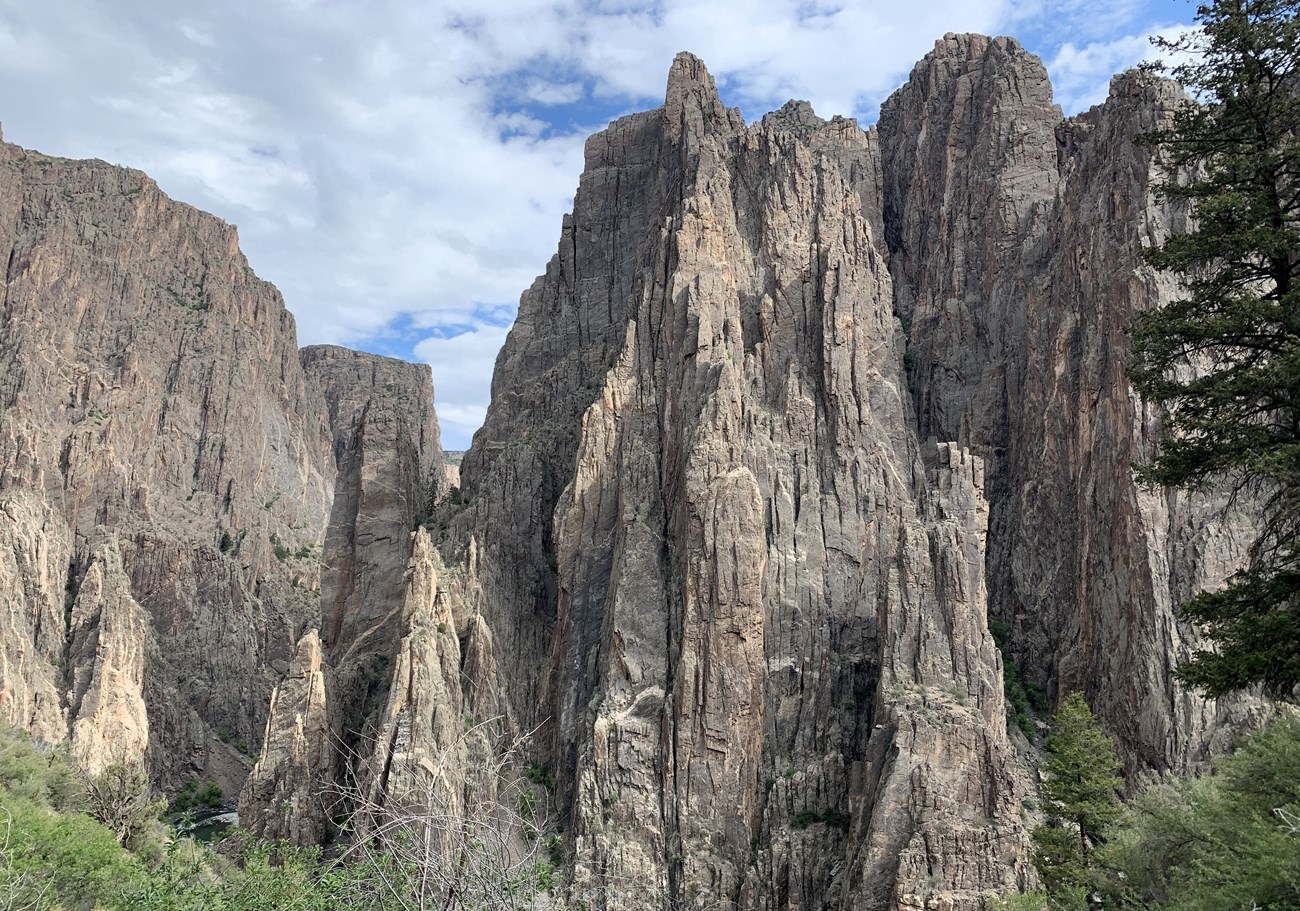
[0,32,1262,911]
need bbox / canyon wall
[423,38,1254,908]
[0,141,441,797]
[880,36,1257,770]
[0,30,1261,911]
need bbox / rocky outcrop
[882,37,1259,770]
[424,38,1262,909]
[0,138,445,802]
[238,629,330,844]
[240,350,443,836]
[0,138,337,789]
[439,53,1035,911]
[359,529,478,822]
[64,537,151,774]
[0,489,73,745]
[301,344,442,488]
[305,347,440,729]
[0,28,1265,911]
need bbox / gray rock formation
[0,28,1265,911]
[0,138,443,801]
[439,52,1036,911]
[241,350,444,838]
[423,38,1259,909]
[881,36,1259,771]
[0,138,336,792]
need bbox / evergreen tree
[1134,0,1300,697]
[1031,694,1123,901]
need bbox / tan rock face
[0,29,1263,911]
[441,53,1035,911]
[0,139,444,802]
[238,629,330,844]
[0,138,337,789]
[882,39,1260,770]
[359,529,479,824]
[0,490,72,745]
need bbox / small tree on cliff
[1031,694,1123,899]
[1133,0,1300,698]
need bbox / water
[178,810,238,843]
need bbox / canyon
[0,33,1261,911]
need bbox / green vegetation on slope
[1021,703,1300,911]
[0,721,569,910]
[1134,0,1300,697]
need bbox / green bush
[0,723,82,810]
[790,809,850,831]
[0,791,147,910]
[989,619,1045,740]
[1099,714,1300,911]
[524,762,555,791]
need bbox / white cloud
[415,325,513,449]
[1047,23,1198,114]
[1049,32,1161,114]
[0,0,1199,447]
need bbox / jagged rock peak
[896,32,1058,122]
[663,51,744,145]
[761,99,825,131]
[666,50,716,95]
[930,31,1026,63]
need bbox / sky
[0,0,1199,448]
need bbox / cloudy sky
[0,0,1196,447]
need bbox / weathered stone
[241,351,444,838]
[0,137,337,788]
[881,37,1261,771]
[438,53,1034,911]
[238,629,331,844]
[0,137,445,803]
[0,30,1269,911]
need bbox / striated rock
[359,529,478,822]
[0,136,336,787]
[881,36,1259,770]
[0,489,73,744]
[1001,70,1261,767]
[238,629,331,844]
[301,345,442,488]
[65,537,151,774]
[241,352,444,838]
[443,53,1033,911]
[0,28,1268,911]
[0,136,445,803]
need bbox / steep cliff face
[0,28,1264,911]
[242,349,443,839]
[441,53,1034,911]
[881,37,1258,770]
[426,38,1262,908]
[304,345,441,723]
[0,139,336,788]
[0,140,445,799]
[880,33,1059,456]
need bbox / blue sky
[0,0,1198,447]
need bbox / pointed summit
[666,51,715,95]
[663,51,742,147]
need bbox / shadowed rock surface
[0,138,442,797]
[0,30,1266,911]
[438,51,1035,911]
[881,38,1260,771]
